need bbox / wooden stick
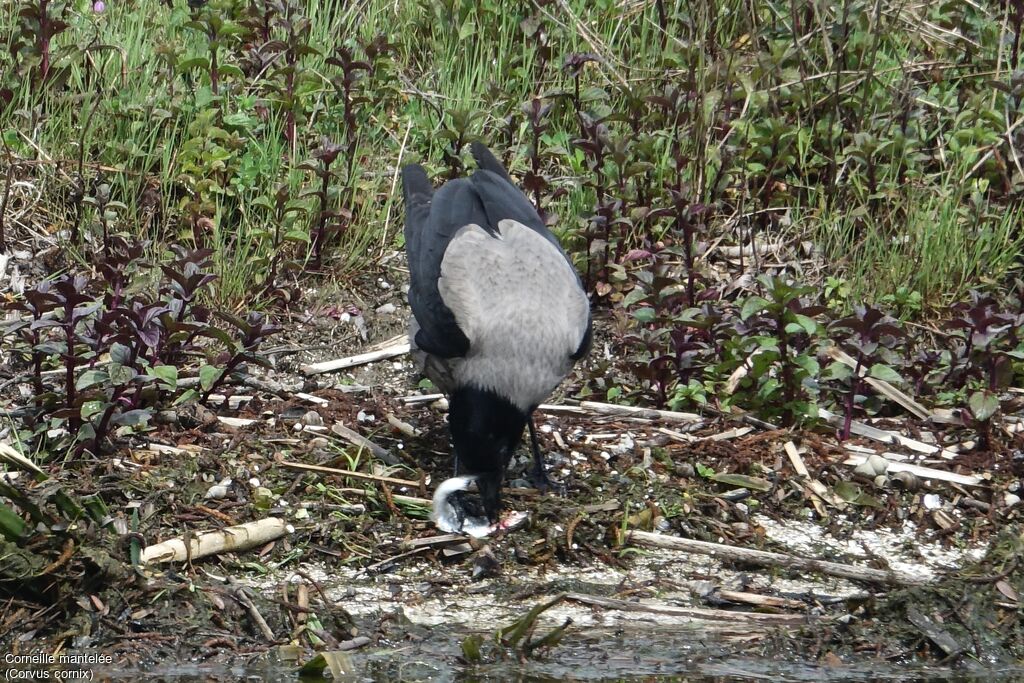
[234,587,277,642]
[906,605,965,657]
[295,392,330,406]
[703,426,753,441]
[724,347,768,395]
[824,346,931,420]
[330,423,399,466]
[842,453,982,487]
[539,401,702,423]
[363,546,430,574]
[657,427,697,443]
[401,534,468,550]
[279,461,420,488]
[627,530,929,586]
[216,416,257,428]
[386,413,418,437]
[408,394,705,425]
[401,393,445,404]
[564,592,810,624]
[711,588,807,610]
[332,486,431,507]
[300,342,411,376]
[784,441,847,510]
[141,518,291,564]
[818,408,960,459]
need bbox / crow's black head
[447,386,527,522]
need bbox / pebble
[376,303,396,315]
[252,487,273,507]
[300,410,323,427]
[611,434,635,454]
[357,410,375,423]
[922,493,942,510]
[1005,493,1021,508]
[854,454,889,478]
[204,484,230,499]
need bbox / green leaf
[792,313,818,335]
[173,389,199,406]
[221,112,253,128]
[252,196,275,212]
[148,365,179,389]
[632,307,656,323]
[108,363,137,386]
[497,595,566,648]
[217,64,244,79]
[784,321,804,335]
[461,634,483,663]
[80,400,105,420]
[284,229,310,243]
[177,56,211,72]
[833,481,882,507]
[868,364,904,385]
[740,296,770,320]
[109,342,133,365]
[968,390,999,422]
[822,361,853,381]
[76,369,109,390]
[695,463,715,478]
[710,473,772,491]
[621,287,648,308]
[53,488,85,520]
[112,409,151,427]
[792,354,819,376]
[199,365,222,392]
[756,377,781,400]
[298,654,327,675]
[0,503,26,541]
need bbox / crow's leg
[528,417,568,495]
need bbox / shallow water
[72,642,1024,683]
[20,622,1024,682]
[353,626,1024,683]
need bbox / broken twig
[141,518,292,564]
[564,592,809,624]
[300,342,411,376]
[627,530,928,586]
[279,461,419,488]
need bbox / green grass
[0,0,1021,306]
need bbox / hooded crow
[402,143,592,530]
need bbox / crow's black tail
[401,164,433,207]
[470,142,512,183]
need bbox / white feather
[430,475,494,538]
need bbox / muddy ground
[1,251,1023,681]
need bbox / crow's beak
[474,469,504,523]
